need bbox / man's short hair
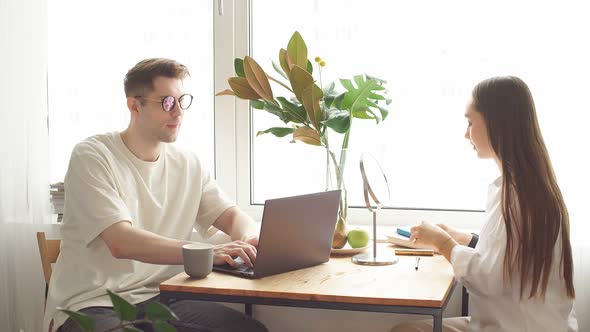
[124,58,190,97]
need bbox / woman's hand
[410,222,458,261]
[437,224,473,246]
[213,240,258,268]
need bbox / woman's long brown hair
[472,76,575,299]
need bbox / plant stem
[267,75,294,93]
[326,146,347,220]
[319,66,324,99]
[338,128,351,186]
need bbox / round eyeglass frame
[135,94,193,112]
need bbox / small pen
[415,257,421,271]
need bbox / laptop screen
[213,190,341,278]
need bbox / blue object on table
[396,227,411,238]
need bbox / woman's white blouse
[450,177,578,331]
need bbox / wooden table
[160,244,456,332]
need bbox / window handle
[218,0,223,16]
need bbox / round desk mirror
[352,153,398,266]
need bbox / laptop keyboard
[231,257,254,273]
[235,264,254,273]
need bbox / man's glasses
[135,94,193,112]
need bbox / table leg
[432,310,442,332]
[245,303,252,317]
[160,293,170,306]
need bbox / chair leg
[461,286,469,316]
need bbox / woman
[392,76,577,331]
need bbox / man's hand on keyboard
[213,240,257,268]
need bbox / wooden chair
[36,232,61,307]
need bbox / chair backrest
[36,232,61,286]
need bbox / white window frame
[213,0,485,229]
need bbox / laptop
[213,190,341,278]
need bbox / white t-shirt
[44,132,234,331]
[451,177,578,331]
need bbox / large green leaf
[324,92,345,109]
[227,77,261,100]
[339,75,389,121]
[59,309,94,332]
[365,99,390,121]
[277,97,307,123]
[333,93,345,109]
[322,83,338,108]
[107,289,138,322]
[352,107,380,124]
[300,83,324,130]
[289,65,314,102]
[256,127,295,137]
[153,320,177,332]
[323,109,351,134]
[306,60,313,75]
[376,105,390,120]
[292,126,321,146]
[234,58,245,78]
[243,56,274,103]
[287,31,308,70]
[251,100,265,110]
[145,302,179,322]
[262,101,288,123]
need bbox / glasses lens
[179,94,193,110]
[162,96,175,112]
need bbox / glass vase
[326,147,348,249]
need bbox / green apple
[347,229,369,248]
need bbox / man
[44,58,268,332]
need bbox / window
[227,0,589,237]
[48,0,215,182]
[47,1,589,241]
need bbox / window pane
[48,0,214,182]
[250,0,589,220]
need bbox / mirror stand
[352,211,397,266]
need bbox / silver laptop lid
[253,190,341,278]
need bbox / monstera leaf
[340,75,390,124]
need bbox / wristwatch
[468,233,479,248]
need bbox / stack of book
[50,182,65,222]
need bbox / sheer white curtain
[0,0,53,331]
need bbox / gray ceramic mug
[182,243,214,278]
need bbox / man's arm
[211,206,260,266]
[100,221,191,264]
[213,206,260,245]
[100,206,260,267]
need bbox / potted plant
[59,290,177,332]
[217,31,391,248]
